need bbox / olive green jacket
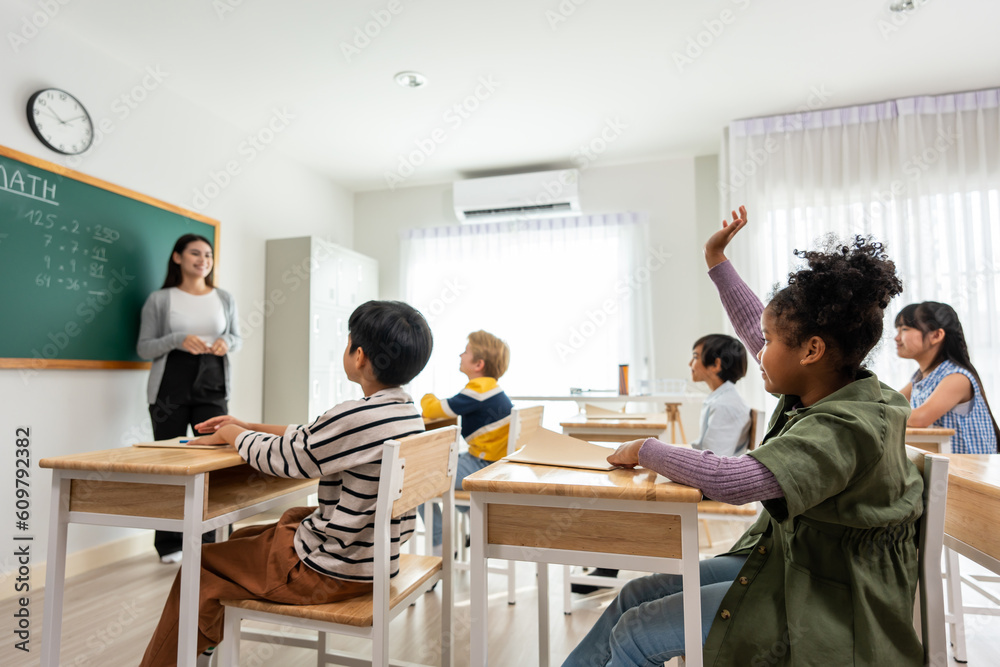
[704,371,924,666]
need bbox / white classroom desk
[39,445,316,667]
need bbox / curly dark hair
[768,234,903,379]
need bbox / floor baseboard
[1,532,154,601]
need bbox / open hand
[182,335,210,355]
[195,415,248,433]
[607,438,646,468]
[186,432,229,446]
[704,205,748,269]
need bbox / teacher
[137,233,242,563]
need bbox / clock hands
[43,108,68,125]
[62,115,89,124]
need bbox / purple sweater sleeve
[637,438,784,504]
[708,260,765,360]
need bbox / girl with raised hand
[563,206,924,666]
[895,301,999,454]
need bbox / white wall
[0,7,353,586]
[355,156,726,390]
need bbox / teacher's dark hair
[348,301,433,386]
[162,234,214,289]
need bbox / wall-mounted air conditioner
[453,169,580,222]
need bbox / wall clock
[26,88,94,155]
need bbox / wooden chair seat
[454,489,471,502]
[221,554,440,628]
[697,500,757,516]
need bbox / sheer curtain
[399,213,653,401]
[720,88,1000,412]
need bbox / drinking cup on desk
[618,364,629,395]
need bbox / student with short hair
[573,333,754,595]
[138,300,433,667]
[895,301,999,454]
[689,334,752,457]
[420,330,513,549]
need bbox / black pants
[149,350,229,557]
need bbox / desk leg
[537,562,549,667]
[177,475,206,667]
[470,495,488,667]
[681,505,703,667]
[40,472,70,667]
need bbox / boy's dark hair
[768,234,903,379]
[162,234,214,289]
[693,334,748,384]
[348,301,432,386]
[896,301,1000,450]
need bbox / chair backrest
[906,445,949,666]
[385,426,461,518]
[371,426,459,645]
[747,408,765,451]
[507,405,544,455]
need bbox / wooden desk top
[905,427,957,437]
[39,445,246,476]
[560,414,667,429]
[511,393,685,403]
[462,461,702,503]
[940,453,1000,497]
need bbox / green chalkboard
[0,145,219,370]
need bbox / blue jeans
[417,452,492,546]
[561,555,747,667]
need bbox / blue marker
[179,439,191,443]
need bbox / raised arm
[704,206,765,359]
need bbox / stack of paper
[503,428,618,471]
[133,436,229,450]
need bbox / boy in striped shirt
[140,300,433,667]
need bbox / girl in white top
[137,233,241,560]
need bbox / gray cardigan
[136,287,242,404]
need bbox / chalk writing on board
[0,163,57,205]
[23,208,119,294]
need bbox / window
[399,213,653,400]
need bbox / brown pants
[139,507,372,667]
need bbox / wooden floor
[6,519,999,666]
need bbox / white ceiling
[48,0,1000,191]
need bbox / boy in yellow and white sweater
[420,330,512,549]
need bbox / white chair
[562,408,765,614]
[445,405,544,604]
[696,408,766,547]
[906,445,949,666]
[217,426,460,667]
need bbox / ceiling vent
[453,169,580,222]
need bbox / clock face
[27,88,94,155]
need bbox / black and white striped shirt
[235,388,424,581]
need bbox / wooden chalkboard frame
[0,144,220,370]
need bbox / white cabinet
[263,237,378,425]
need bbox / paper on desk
[584,403,622,416]
[503,427,617,471]
[582,404,645,420]
[133,436,229,450]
